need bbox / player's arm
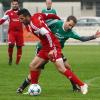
[35,25,56,61]
[30,20,54,50]
[0,13,9,25]
[79,31,100,41]
[70,30,100,42]
[38,25,57,62]
[39,27,54,49]
[79,35,96,42]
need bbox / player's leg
[62,54,80,92]
[35,42,49,69]
[17,43,48,93]
[18,56,45,92]
[17,74,30,93]
[8,44,14,65]
[16,61,48,93]
[16,32,24,64]
[54,59,88,94]
[29,55,47,84]
[17,54,47,93]
[16,46,22,64]
[8,33,15,65]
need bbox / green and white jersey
[42,8,57,23]
[47,20,81,48]
[36,19,95,51]
[42,8,57,14]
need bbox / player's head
[64,16,77,31]
[11,0,19,10]
[18,8,31,25]
[46,0,52,9]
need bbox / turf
[0,45,100,100]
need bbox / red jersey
[0,9,23,33]
[28,13,61,50]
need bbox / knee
[29,62,38,71]
[29,63,34,70]
[57,67,66,74]
[9,44,14,48]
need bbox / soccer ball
[28,84,41,96]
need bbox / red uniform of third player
[0,0,24,65]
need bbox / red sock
[30,71,41,84]
[8,47,13,59]
[16,47,22,64]
[64,69,84,86]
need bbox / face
[64,20,76,31]
[11,1,19,10]
[19,14,30,25]
[46,1,52,9]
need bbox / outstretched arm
[79,30,100,42]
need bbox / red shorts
[37,46,62,62]
[8,32,24,46]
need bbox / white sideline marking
[85,76,100,88]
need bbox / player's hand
[95,30,100,38]
[48,50,56,62]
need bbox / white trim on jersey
[45,33,53,47]
[40,27,49,35]
[47,19,59,26]
[30,21,53,48]
[30,21,39,30]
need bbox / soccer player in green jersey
[42,0,57,15]
[17,15,100,93]
[42,0,57,24]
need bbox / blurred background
[0,0,100,44]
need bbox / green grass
[0,45,100,100]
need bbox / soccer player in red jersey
[17,8,88,95]
[0,0,23,65]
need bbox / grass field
[0,45,100,100]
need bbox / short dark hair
[11,0,19,3]
[18,8,31,17]
[67,16,77,24]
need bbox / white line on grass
[85,76,100,88]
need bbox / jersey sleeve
[70,30,96,41]
[0,11,9,25]
[31,17,55,50]
[69,30,81,40]
[47,19,61,28]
